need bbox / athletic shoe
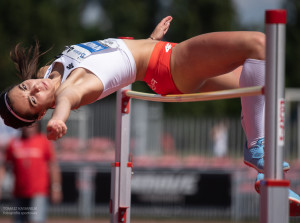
[255,173,300,216]
[254,173,264,193]
[244,138,290,172]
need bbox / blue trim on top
[77,41,108,53]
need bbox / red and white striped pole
[111,84,132,223]
[260,9,289,223]
[110,37,134,223]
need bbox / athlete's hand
[149,16,173,41]
[47,119,67,140]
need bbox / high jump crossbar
[110,10,289,223]
[124,86,263,103]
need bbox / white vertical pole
[110,85,132,223]
[260,9,290,223]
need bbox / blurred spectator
[0,122,62,223]
[211,121,229,158]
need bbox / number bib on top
[62,40,111,62]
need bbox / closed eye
[31,97,37,105]
[27,96,35,107]
[19,83,28,91]
[19,84,36,106]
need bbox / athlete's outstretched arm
[149,16,172,41]
[46,69,104,140]
[46,89,79,140]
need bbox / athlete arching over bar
[0,16,299,212]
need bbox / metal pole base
[260,180,289,223]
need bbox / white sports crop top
[44,38,137,100]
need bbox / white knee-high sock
[239,59,265,148]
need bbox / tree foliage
[168,0,237,41]
[101,0,160,38]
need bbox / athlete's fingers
[160,16,173,26]
[160,16,172,34]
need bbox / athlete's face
[8,78,56,119]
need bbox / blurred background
[1,0,300,222]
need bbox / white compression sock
[239,59,265,148]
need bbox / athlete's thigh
[170,31,262,93]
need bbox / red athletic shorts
[144,41,182,95]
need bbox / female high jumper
[0,16,299,213]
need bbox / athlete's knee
[248,32,265,60]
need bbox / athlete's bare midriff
[122,39,158,81]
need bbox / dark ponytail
[10,40,49,81]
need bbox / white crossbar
[125,86,263,102]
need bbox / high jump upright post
[110,85,133,223]
[110,37,134,223]
[260,9,289,223]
